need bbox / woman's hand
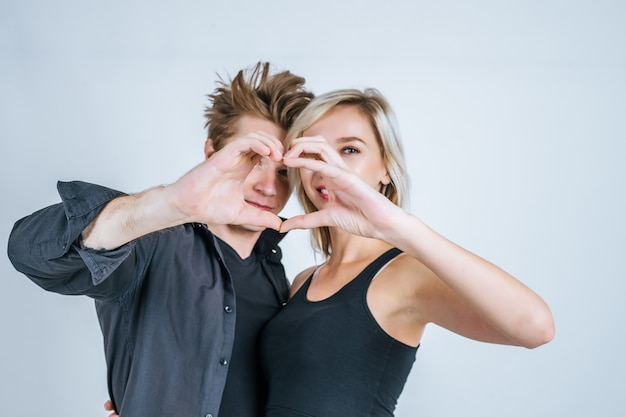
[280,136,402,238]
[280,138,554,349]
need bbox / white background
[1,1,625,416]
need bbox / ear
[204,138,216,160]
[380,171,391,186]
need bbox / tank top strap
[290,268,316,302]
[352,247,403,289]
[291,248,403,303]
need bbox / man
[8,62,313,417]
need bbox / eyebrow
[336,136,367,145]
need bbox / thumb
[280,211,328,233]
[241,209,283,231]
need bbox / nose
[252,157,278,196]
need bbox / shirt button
[224,305,233,313]
[220,358,228,365]
[271,248,277,254]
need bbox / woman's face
[300,104,390,207]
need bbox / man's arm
[8,133,286,295]
[80,185,178,250]
[7,181,135,297]
[82,132,285,250]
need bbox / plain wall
[1,1,625,416]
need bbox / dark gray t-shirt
[217,237,283,417]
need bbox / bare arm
[383,212,554,348]
[281,137,555,349]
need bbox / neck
[327,228,392,265]
[208,224,263,259]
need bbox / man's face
[208,116,290,232]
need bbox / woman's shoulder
[289,265,318,297]
[374,251,437,295]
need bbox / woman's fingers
[282,156,329,173]
[284,137,345,167]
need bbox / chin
[237,224,266,233]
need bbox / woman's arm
[281,138,555,348]
[383,211,555,348]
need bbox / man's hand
[104,400,118,417]
[168,131,285,230]
[83,131,285,250]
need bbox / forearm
[382,210,555,348]
[8,181,164,298]
[82,185,187,250]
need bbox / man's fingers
[247,140,279,161]
[253,130,285,149]
[245,131,285,161]
[104,400,118,416]
[280,212,327,233]
[203,135,283,180]
[239,209,283,231]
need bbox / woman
[259,88,555,416]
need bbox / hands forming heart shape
[168,132,401,239]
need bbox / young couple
[8,62,554,417]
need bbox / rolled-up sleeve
[8,180,143,299]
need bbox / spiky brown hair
[204,62,314,150]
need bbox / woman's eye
[341,147,359,155]
[278,168,289,178]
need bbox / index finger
[223,133,284,162]
[283,139,345,167]
[247,131,285,161]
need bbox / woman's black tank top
[259,248,418,417]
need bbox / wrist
[377,210,426,249]
[141,184,192,229]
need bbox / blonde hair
[204,62,313,150]
[285,88,410,257]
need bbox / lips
[246,200,274,211]
[317,186,329,201]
